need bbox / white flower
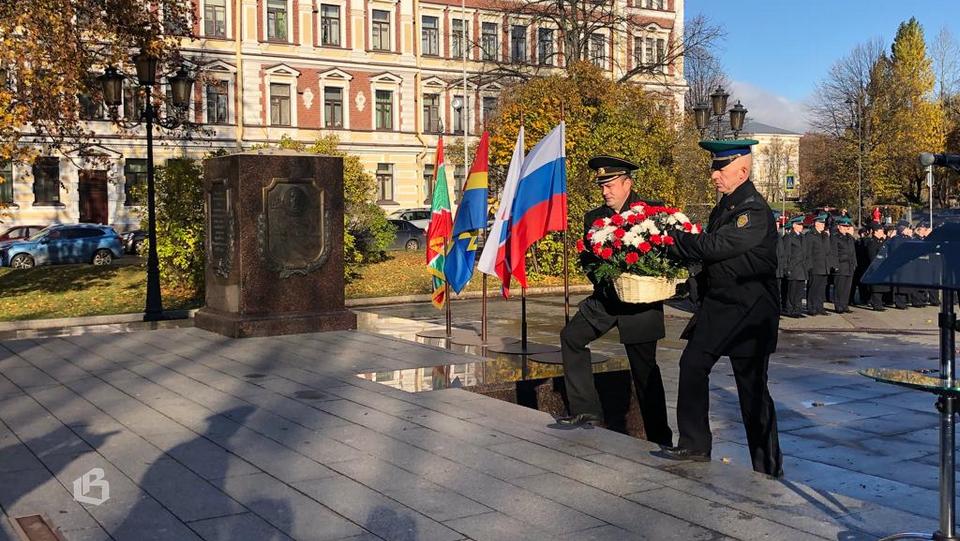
[673,212,690,223]
[666,216,678,225]
[639,219,660,236]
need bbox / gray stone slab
[329,456,491,522]
[441,511,554,541]
[293,474,464,541]
[218,473,364,541]
[187,512,294,541]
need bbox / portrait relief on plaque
[208,179,234,278]
[257,177,331,278]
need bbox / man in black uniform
[555,156,673,447]
[805,215,832,316]
[916,222,940,305]
[780,217,807,318]
[862,222,888,311]
[660,139,783,477]
[892,221,918,309]
[831,217,857,313]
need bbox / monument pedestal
[195,151,356,338]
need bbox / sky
[684,0,959,133]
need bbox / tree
[683,44,731,112]
[0,0,191,165]
[756,137,795,209]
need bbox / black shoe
[817,310,829,316]
[659,446,711,462]
[873,306,886,312]
[552,413,604,429]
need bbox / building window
[0,161,12,205]
[656,38,666,72]
[482,96,497,121]
[590,33,606,68]
[376,163,394,202]
[267,0,288,41]
[32,157,59,206]
[78,93,103,120]
[422,16,439,56]
[452,19,469,59]
[452,95,465,133]
[645,37,655,67]
[537,28,554,66]
[204,0,227,37]
[481,22,498,61]
[124,159,147,206]
[423,93,441,133]
[324,87,343,128]
[320,4,341,46]
[511,25,527,63]
[270,83,291,126]
[375,90,392,130]
[123,85,142,120]
[453,165,465,202]
[633,36,642,66]
[206,81,229,124]
[423,164,434,204]
[372,10,391,51]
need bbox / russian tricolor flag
[478,127,524,297]
[505,122,567,289]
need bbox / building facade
[741,120,802,210]
[1,0,685,230]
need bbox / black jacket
[831,233,857,276]
[578,192,665,344]
[805,230,833,276]
[668,180,779,357]
[862,236,889,293]
[779,231,807,281]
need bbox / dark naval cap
[699,139,759,170]
[588,155,639,185]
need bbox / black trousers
[677,346,783,476]
[807,274,827,313]
[833,275,852,312]
[560,311,673,446]
[869,288,886,309]
[785,279,805,315]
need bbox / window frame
[32,157,61,207]
[265,0,291,42]
[537,27,554,66]
[590,32,607,68]
[269,82,293,126]
[0,161,14,205]
[374,89,394,131]
[123,158,148,206]
[481,22,498,61]
[421,15,440,56]
[319,3,342,46]
[511,25,528,64]
[202,0,229,38]
[371,9,392,52]
[323,86,344,128]
[376,162,395,203]
[451,18,470,60]
[204,80,231,125]
[422,93,441,133]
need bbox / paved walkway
[0,300,943,540]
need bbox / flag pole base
[415,328,476,340]
[486,342,560,355]
[449,333,519,347]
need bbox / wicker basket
[612,274,683,304]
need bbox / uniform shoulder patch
[736,213,749,228]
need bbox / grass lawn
[0,251,589,322]
[345,250,589,299]
[0,259,200,322]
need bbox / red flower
[625,252,639,264]
[683,222,693,232]
[636,212,647,221]
[613,228,626,239]
[610,214,624,226]
[586,231,593,240]
[593,218,605,228]
[576,239,585,252]
[639,242,652,253]
[593,243,603,255]
[663,235,675,246]
[601,247,613,259]
[630,201,645,209]
[613,240,623,249]
[650,234,662,245]
[666,207,679,214]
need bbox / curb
[344,284,595,308]
[0,309,197,333]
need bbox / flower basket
[613,274,684,304]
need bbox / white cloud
[728,81,811,134]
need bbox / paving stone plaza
[0,295,949,540]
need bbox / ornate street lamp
[729,101,747,137]
[846,97,865,227]
[693,86,747,141]
[710,85,729,116]
[100,48,194,321]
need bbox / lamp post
[846,98,864,227]
[693,86,749,200]
[99,49,194,322]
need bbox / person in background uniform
[661,139,783,478]
[805,215,833,316]
[882,224,897,306]
[831,217,857,313]
[555,156,673,447]
[776,222,788,314]
[915,221,940,306]
[853,225,871,306]
[781,217,807,318]
[862,223,888,311]
[891,221,921,309]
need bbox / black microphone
[919,152,960,170]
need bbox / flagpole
[560,101,570,324]
[521,286,528,351]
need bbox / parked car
[388,208,431,230]
[0,225,46,245]
[388,219,426,251]
[121,229,148,254]
[0,224,123,269]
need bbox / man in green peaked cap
[662,139,784,478]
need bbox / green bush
[140,158,205,299]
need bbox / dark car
[0,224,123,269]
[0,225,46,244]
[388,219,426,251]
[122,229,148,254]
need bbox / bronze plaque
[208,179,233,278]
[257,177,330,278]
